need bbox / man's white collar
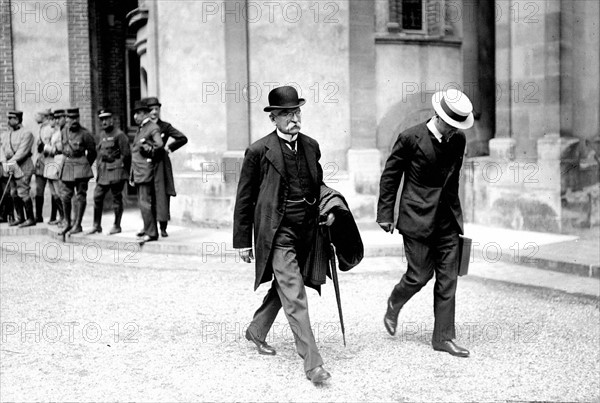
[426,118,444,143]
[276,128,297,143]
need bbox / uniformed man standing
[142,96,188,238]
[86,109,131,235]
[0,135,14,224]
[58,107,96,236]
[33,109,58,223]
[130,100,163,244]
[48,109,67,227]
[0,110,36,227]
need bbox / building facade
[1,0,598,232]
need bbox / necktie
[283,139,296,152]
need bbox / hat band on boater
[440,97,468,122]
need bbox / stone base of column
[347,148,381,194]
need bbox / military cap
[133,100,150,113]
[37,108,53,117]
[98,109,113,118]
[7,110,23,119]
[53,109,66,118]
[66,107,80,117]
[143,96,161,108]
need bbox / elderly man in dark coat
[142,96,188,238]
[130,100,163,244]
[86,109,131,235]
[377,89,473,358]
[233,86,335,385]
[58,107,97,236]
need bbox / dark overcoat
[153,119,187,221]
[130,120,163,184]
[377,122,466,240]
[233,131,323,291]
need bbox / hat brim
[132,107,150,113]
[432,94,474,130]
[263,99,306,112]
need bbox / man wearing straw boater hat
[377,88,473,358]
[233,85,334,385]
[0,110,35,227]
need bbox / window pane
[402,0,423,31]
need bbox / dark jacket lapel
[264,131,287,182]
[298,133,318,185]
[415,125,436,165]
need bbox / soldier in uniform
[0,110,36,227]
[0,133,14,224]
[58,107,97,236]
[49,109,67,227]
[86,109,131,235]
[33,109,58,223]
[142,96,188,238]
[130,100,163,244]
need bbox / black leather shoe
[18,218,36,228]
[136,229,145,237]
[108,226,121,235]
[432,340,470,357]
[306,365,331,384]
[138,235,158,245]
[160,229,168,238]
[67,225,83,235]
[384,298,401,336]
[86,227,102,235]
[245,329,276,355]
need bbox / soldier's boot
[56,198,67,228]
[9,197,24,226]
[35,195,44,223]
[58,200,72,236]
[159,221,168,238]
[67,201,85,235]
[86,206,103,235]
[48,197,59,225]
[109,207,123,235]
[19,199,36,228]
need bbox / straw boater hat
[431,89,474,130]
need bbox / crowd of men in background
[0,98,187,245]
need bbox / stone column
[347,0,380,194]
[222,0,250,187]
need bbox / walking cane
[327,226,346,347]
[0,172,13,207]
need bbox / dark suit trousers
[248,202,323,373]
[390,230,460,342]
[136,182,158,238]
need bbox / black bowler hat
[66,107,80,117]
[263,86,305,112]
[143,96,161,108]
[133,100,150,113]
[53,109,66,118]
[98,109,113,118]
[7,110,23,120]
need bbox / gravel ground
[1,236,599,402]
